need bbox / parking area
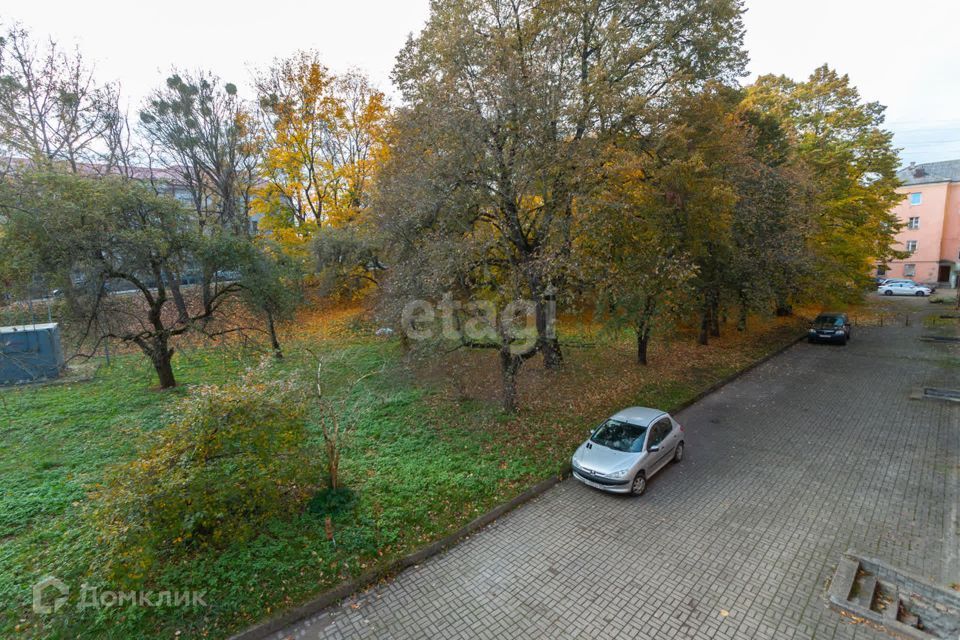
[275,311,960,640]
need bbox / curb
[228,475,564,640]
[230,330,806,640]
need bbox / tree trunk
[698,297,710,346]
[326,439,340,489]
[149,339,177,389]
[540,337,563,370]
[709,291,721,338]
[536,296,562,370]
[737,296,748,332]
[499,350,521,413]
[637,329,650,365]
[167,271,189,323]
[775,292,793,317]
[636,297,656,365]
[201,267,214,315]
[266,310,283,360]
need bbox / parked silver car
[877,282,932,296]
[571,407,684,496]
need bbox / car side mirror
[648,445,660,453]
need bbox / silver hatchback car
[571,407,684,496]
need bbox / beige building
[882,160,960,287]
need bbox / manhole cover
[923,388,960,402]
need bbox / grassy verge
[1,311,804,639]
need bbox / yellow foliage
[252,52,390,253]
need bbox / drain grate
[923,388,960,402]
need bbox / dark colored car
[808,312,851,345]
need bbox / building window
[876,265,886,277]
[905,240,918,253]
[907,216,919,230]
[904,264,916,277]
[909,192,922,205]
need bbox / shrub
[90,370,314,582]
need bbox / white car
[878,282,931,296]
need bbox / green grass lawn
[1,314,804,639]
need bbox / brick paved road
[275,313,960,640]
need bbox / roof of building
[0,323,59,334]
[0,156,184,185]
[897,159,960,186]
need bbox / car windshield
[590,419,647,453]
[813,315,842,327]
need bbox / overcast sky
[3,0,958,166]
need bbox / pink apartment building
[881,159,960,287]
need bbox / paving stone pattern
[274,317,960,640]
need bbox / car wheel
[915,291,925,297]
[631,472,646,496]
[673,441,684,463]
[883,290,893,296]
[807,337,816,344]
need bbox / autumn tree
[576,149,697,364]
[379,0,748,399]
[235,239,304,360]
[253,52,388,258]
[726,106,814,329]
[312,224,385,297]
[745,66,903,306]
[633,86,815,344]
[644,88,742,345]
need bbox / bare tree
[139,71,262,321]
[0,24,119,170]
[314,356,382,489]
[139,70,261,236]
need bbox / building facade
[882,160,960,287]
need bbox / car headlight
[835,330,845,335]
[808,329,816,334]
[606,468,629,479]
